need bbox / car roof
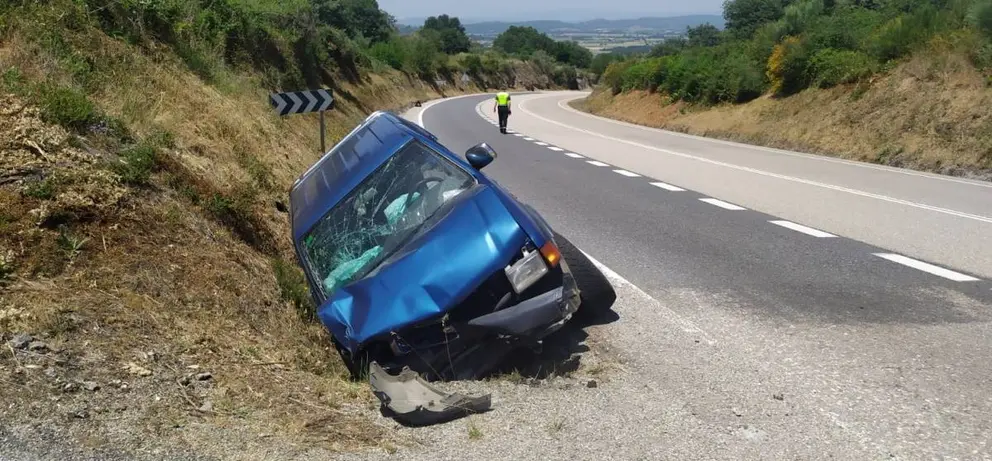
[289,111,427,241]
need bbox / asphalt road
[394,91,992,460]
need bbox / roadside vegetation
[0,0,593,458]
[581,0,992,177]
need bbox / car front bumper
[386,262,582,381]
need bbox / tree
[422,14,472,54]
[493,26,592,68]
[723,0,789,38]
[649,37,687,57]
[313,0,394,43]
[493,26,557,56]
[687,23,722,47]
[552,40,593,68]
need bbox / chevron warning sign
[270,88,334,116]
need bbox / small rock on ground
[125,362,152,377]
[8,333,33,349]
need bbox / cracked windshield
[302,140,476,298]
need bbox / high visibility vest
[495,92,510,106]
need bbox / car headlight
[505,249,548,294]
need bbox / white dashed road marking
[524,137,535,141]
[514,134,524,137]
[566,153,584,158]
[587,160,610,167]
[614,169,641,177]
[770,220,837,238]
[873,254,980,282]
[534,141,549,146]
[548,147,564,151]
[650,181,686,192]
[700,198,747,211]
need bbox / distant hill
[463,15,725,37]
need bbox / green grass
[467,420,483,440]
[112,144,159,186]
[36,83,99,132]
[273,257,316,322]
[22,178,56,200]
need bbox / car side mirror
[465,143,498,170]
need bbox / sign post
[269,88,335,153]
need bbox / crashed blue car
[289,110,614,381]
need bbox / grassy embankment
[578,0,992,179]
[0,0,567,457]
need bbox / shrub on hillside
[867,4,944,61]
[810,48,876,87]
[620,58,667,92]
[601,60,635,94]
[767,36,812,95]
[971,0,992,38]
[368,37,408,70]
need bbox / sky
[376,0,725,24]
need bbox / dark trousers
[497,105,509,130]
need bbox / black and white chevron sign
[270,89,334,116]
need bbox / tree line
[594,0,992,105]
[0,0,594,91]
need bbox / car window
[300,140,476,299]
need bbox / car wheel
[332,337,371,380]
[552,231,616,316]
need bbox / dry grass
[578,51,992,180]
[0,13,489,457]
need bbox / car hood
[318,183,528,354]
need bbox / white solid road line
[587,160,610,167]
[700,198,747,211]
[650,181,686,192]
[566,153,584,158]
[548,147,564,151]
[614,169,641,177]
[770,220,837,238]
[579,248,716,345]
[873,253,980,282]
[419,93,490,127]
[555,94,992,190]
[518,96,992,225]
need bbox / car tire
[332,336,371,380]
[553,231,616,315]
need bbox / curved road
[391,91,992,460]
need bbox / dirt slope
[0,13,544,461]
[576,52,992,181]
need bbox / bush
[810,48,876,87]
[620,58,667,92]
[368,38,407,70]
[868,4,942,61]
[601,60,635,94]
[767,35,811,95]
[23,179,56,200]
[529,50,555,75]
[113,143,159,186]
[460,53,484,76]
[406,34,443,78]
[972,0,992,39]
[36,84,99,132]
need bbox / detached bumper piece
[368,362,491,427]
[466,286,573,336]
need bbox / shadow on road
[487,293,621,381]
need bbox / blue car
[289,110,615,381]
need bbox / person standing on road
[493,91,511,134]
